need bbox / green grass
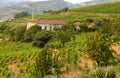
[69,2,120,13]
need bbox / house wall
[27,22,63,30]
[37,24,63,30]
[27,22,36,29]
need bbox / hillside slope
[0,0,81,21]
[69,2,120,13]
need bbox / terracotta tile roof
[74,22,81,26]
[32,19,66,25]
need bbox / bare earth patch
[112,44,120,54]
[0,39,2,42]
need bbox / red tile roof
[74,22,81,26]
[32,19,66,25]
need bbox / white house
[27,19,66,30]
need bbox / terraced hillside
[69,2,120,13]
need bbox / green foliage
[0,42,40,78]
[24,25,41,42]
[45,40,63,49]
[32,30,53,48]
[56,31,73,45]
[94,18,110,29]
[86,18,94,23]
[69,2,120,13]
[87,32,113,66]
[9,26,26,42]
[81,66,116,78]
[61,23,75,32]
[94,19,105,27]
[0,24,8,33]
[91,66,116,78]
[80,24,95,32]
[14,11,30,18]
[53,23,75,45]
[34,48,53,78]
[97,18,120,42]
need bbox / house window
[45,26,47,30]
[39,26,42,30]
[50,26,52,30]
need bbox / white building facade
[27,19,66,30]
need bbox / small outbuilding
[74,21,81,32]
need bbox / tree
[14,11,30,18]
[87,33,113,66]
[94,18,110,30]
[54,23,75,45]
[98,18,120,42]
[62,7,69,12]
[60,23,74,32]
[24,25,41,42]
[57,31,72,46]
[9,26,26,42]
[32,30,53,48]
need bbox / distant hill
[70,2,120,13]
[0,0,81,21]
[0,0,120,21]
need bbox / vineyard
[69,2,120,13]
[0,1,120,78]
[0,42,40,78]
[0,33,89,78]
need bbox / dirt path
[112,44,120,54]
[0,39,2,42]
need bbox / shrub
[82,66,116,78]
[32,30,53,48]
[87,33,113,66]
[9,26,26,42]
[86,18,94,23]
[0,23,8,33]
[45,39,63,49]
[34,48,53,78]
[24,25,41,42]
[91,66,116,78]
